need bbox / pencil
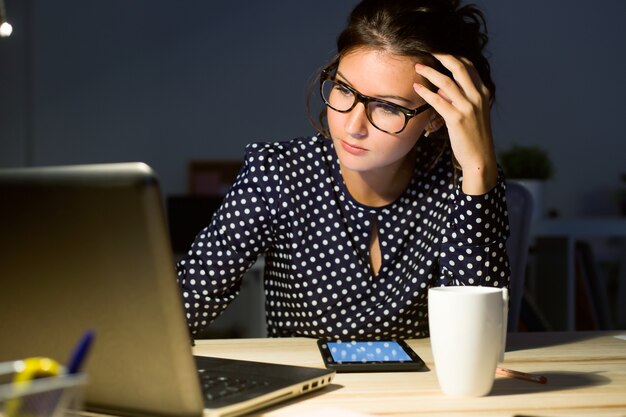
[496,367,547,384]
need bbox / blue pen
[66,330,95,374]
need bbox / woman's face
[327,49,433,174]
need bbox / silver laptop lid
[0,163,204,417]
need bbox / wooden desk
[193,332,626,416]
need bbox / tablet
[317,339,427,373]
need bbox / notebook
[0,162,335,417]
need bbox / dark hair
[307,0,495,137]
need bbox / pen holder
[0,373,87,417]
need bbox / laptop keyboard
[197,368,271,402]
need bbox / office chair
[505,181,534,332]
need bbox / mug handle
[500,288,509,362]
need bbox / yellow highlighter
[4,357,62,417]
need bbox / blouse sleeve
[438,173,511,288]
[176,143,280,337]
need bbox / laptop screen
[0,163,205,417]
[0,162,335,417]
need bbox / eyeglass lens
[321,79,408,134]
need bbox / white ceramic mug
[428,286,508,397]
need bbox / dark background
[1,1,625,218]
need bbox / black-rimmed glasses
[320,70,431,134]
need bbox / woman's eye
[373,102,402,116]
[334,84,353,97]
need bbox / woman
[177,0,510,340]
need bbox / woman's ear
[424,112,445,137]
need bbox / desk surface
[193,331,626,417]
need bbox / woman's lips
[340,140,368,155]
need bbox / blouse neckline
[322,137,425,215]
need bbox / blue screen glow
[327,341,412,363]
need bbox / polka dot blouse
[177,135,510,339]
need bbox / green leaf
[498,145,553,180]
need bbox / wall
[1,0,625,217]
[479,1,626,216]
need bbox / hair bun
[338,0,494,101]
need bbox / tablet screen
[326,340,412,363]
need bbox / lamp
[0,0,13,37]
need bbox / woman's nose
[345,103,368,138]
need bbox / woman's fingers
[424,53,485,105]
[413,82,459,123]
[414,62,466,107]
[458,56,489,100]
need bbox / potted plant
[499,145,554,221]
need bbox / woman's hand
[413,53,497,195]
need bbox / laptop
[0,162,335,417]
